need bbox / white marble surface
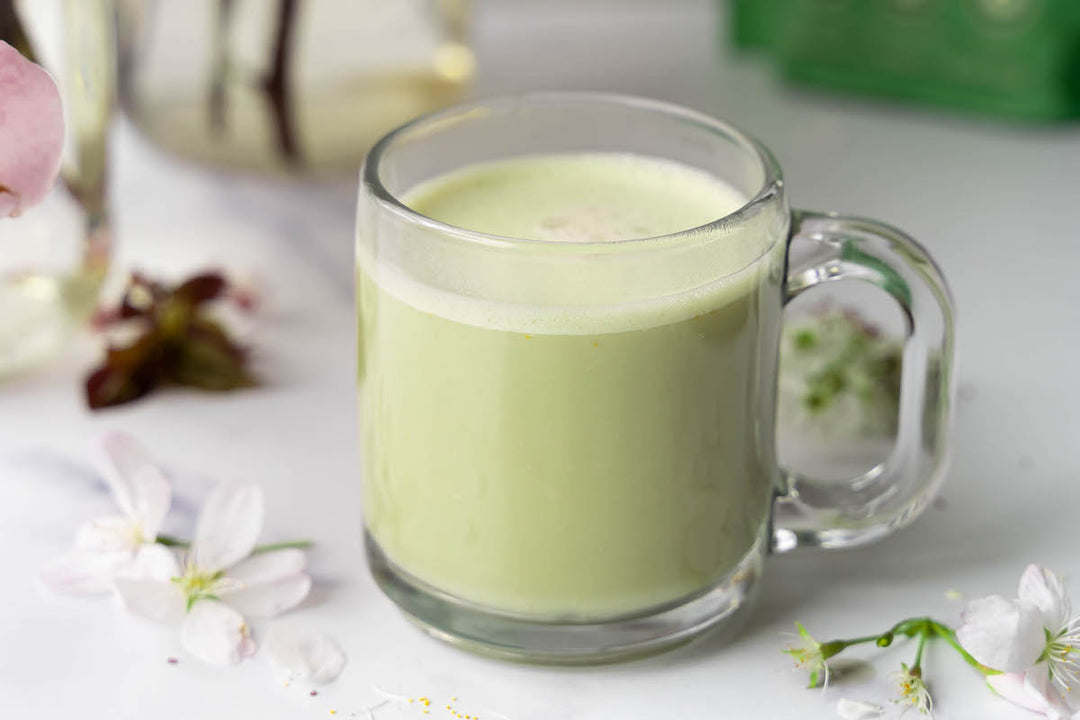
[3,1,1080,717]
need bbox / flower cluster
[785,565,1079,719]
[41,433,312,666]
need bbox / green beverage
[359,153,784,618]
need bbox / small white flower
[893,664,933,716]
[958,565,1080,719]
[114,483,311,666]
[784,622,832,688]
[266,625,346,685]
[40,432,171,596]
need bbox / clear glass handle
[772,210,956,552]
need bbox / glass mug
[356,93,954,662]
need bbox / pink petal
[958,595,1045,672]
[192,484,263,573]
[988,672,1047,713]
[0,41,64,217]
[266,626,346,684]
[114,576,185,624]
[222,572,311,618]
[39,550,131,596]
[227,548,306,585]
[180,601,257,666]
[989,667,1073,720]
[98,432,171,536]
[1019,565,1071,633]
[75,515,139,552]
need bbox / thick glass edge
[359,92,784,255]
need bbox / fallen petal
[957,595,1045,672]
[835,698,884,720]
[114,576,185,624]
[0,41,65,217]
[180,601,257,666]
[39,550,131,596]
[192,484,263,573]
[227,548,306,585]
[221,572,311,618]
[266,626,346,684]
[1018,565,1071,635]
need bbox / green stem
[930,620,998,676]
[912,629,929,672]
[251,540,313,554]
[815,616,998,678]
[155,534,313,554]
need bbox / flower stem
[912,628,929,672]
[155,534,313,554]
[928,620,998,676]
[156,533,188,547]
[251,539,313,554]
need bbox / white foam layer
[361,256,776,336]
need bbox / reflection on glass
[117,0,474,176]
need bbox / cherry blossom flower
[958,565,1080,719]
[893,664,933,716]
[0,41,65,218]
[784,622,835,688]
[40,432,171,596]
[114,483,311,665]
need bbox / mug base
[364,529,766,665]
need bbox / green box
[730,0,1080,121]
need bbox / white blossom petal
[114,577,185,624]
[39,550,132,596]
[180,600,257,666]
[1019,565,1071,634]
[74,515,140,552]
[227,548,306,585]
[835,698,884,719]
[98,431,157,517]
[221,572,311,618]
[192,484,263,573]
[129,543,182,582]
[958,595,1046,672]
[266,626,346,684]
[129,466,171,540]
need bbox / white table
[3,2,1079,717]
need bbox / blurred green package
[730,0,1080,120]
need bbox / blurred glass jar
[0,0,114,378]
[116,0,474,176]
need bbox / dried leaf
[85,271,257,409]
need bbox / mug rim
[361,92,784,254]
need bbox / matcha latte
[359,153,784,619]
